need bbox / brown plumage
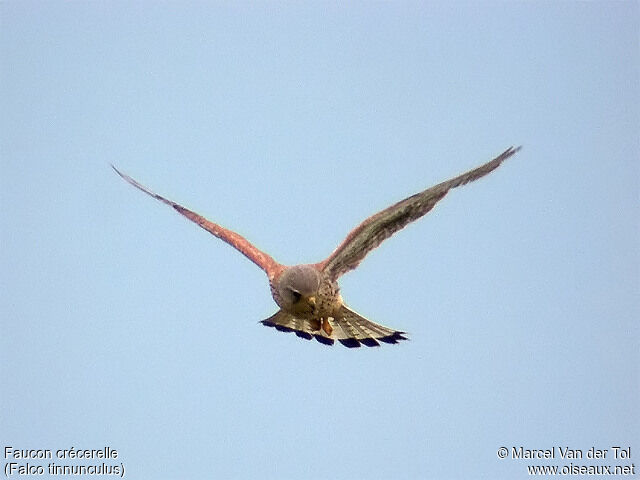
[112,146,520,348]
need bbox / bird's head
[276,265,321,313]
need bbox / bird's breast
[316,279,342,317]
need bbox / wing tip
[110,164,154,196]
[501,145,523,161]
[110,163,125,178]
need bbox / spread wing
[319,146,521,280]
[112,166,283,280]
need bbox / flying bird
[113,146,520,348]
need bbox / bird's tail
[260,306,407,348]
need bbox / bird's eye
[290,289,302,303]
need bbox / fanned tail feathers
[260,306,407,348]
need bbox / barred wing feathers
[319,146,521,280]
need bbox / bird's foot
[322,317,333,336]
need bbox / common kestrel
[113,146,520,348]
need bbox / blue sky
[1,2,637,479]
